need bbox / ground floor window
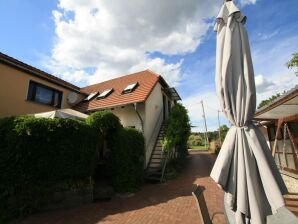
[27,80,63,108]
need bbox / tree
[286,53,298,76]
[257,93,281,109]
[219,125,229,143]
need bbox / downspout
[133,103,146,168]
[133,103,144,133]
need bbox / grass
[188,145,209,150]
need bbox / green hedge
[110,128,144,193]
[0,116,100,222]
[87,112,144,193]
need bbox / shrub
[86,111,144,193]
[0,116,100,222]
[163,103,191,158]
[110,128,144,193]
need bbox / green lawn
[188,145,209,150]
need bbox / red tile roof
[74,70,166,112]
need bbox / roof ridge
[81,69,159,89]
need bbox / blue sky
[1,0,298,131]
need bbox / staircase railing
[160,146,174,182]
[145,109,164,167]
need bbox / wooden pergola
[254,86,298,175]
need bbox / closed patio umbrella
[210,1,288,223]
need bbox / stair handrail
[145,109,164,165]
[160,145,174,182]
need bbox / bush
[86,112,144,193]
[0,116,100,222]
[110,128,144,193]
[163,103,191,158]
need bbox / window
[97,88,113,99]
[27,81,63,108]
[122,82,138,94]
[84,92,99,101]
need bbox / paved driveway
[18,151,225,224]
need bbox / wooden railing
[160,146,175,182]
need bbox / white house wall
[109,104,145,131]
[144,83,164,166]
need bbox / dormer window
[122,82,139,94]
[84,91,99,101]
[97,88,113,99]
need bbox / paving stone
[18,151,225,224]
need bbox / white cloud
[255,74,275,93]
[252,35,298,104]
[238,0,257,7]
[48,0,223,86]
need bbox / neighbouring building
[254,86,298,192]
[0,52,85,117]
[0,52,181,168]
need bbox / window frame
[97,88,114,99]
[27,80,63,108]
[122,82,139,94]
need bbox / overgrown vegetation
[0,111,145,222]
[0,116,100,222]
[162,103,191,159]
[87,111,144,193]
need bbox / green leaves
[0,116,100,222]
[286,52,298,76]
[162,103,191,158]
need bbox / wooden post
[272,119,282,157]
[286,126,298,171]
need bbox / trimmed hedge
[0,116,100,222]
[0,111,145,222]
[87,112,144,193]
[110,128,144,193]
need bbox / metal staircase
[145,122,168,183]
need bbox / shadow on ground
[15,151,221,224]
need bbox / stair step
[146,171,162,175]
[148,165,161,169]
[285,200,298,207]
[287,206,298,214]
[150,161,161,164]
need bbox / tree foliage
[162,103,191,158]
[287,52,298,76]
[188,125,229,147]
[87,111,144,193]
[257,93,281,109]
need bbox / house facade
[0,52,181,168]
[74,70,181,166]
[0,52,85,117]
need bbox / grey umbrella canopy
[210,2,288,224]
